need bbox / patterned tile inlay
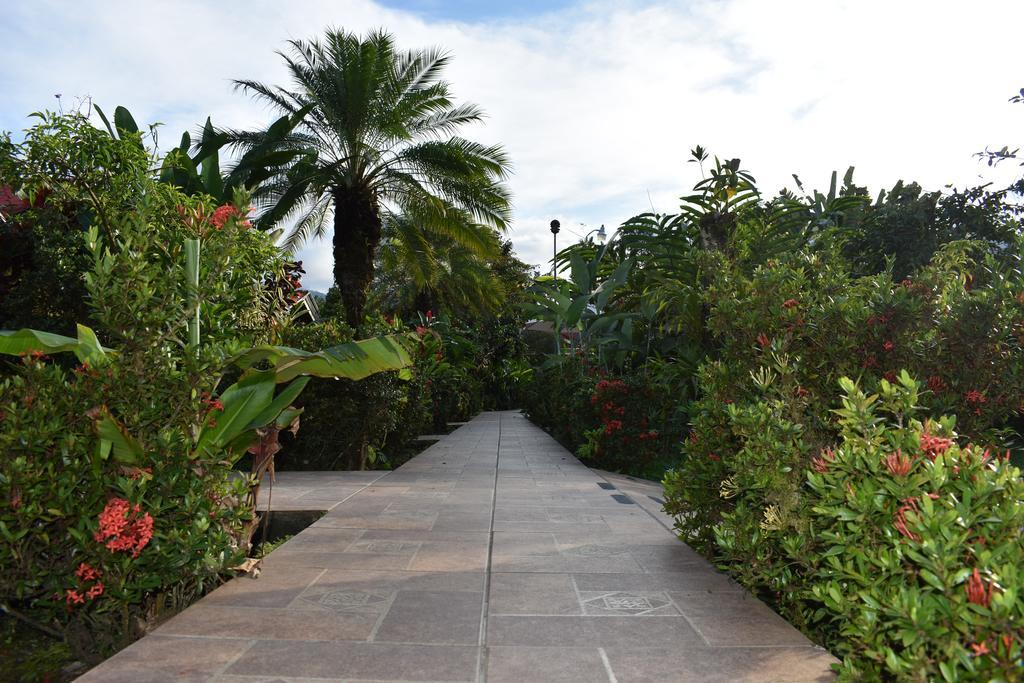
[297,587,393,614]
[579,591,679,616]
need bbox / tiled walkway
[81,411,835,682]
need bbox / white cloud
[2,0,1021,292]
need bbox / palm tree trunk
[333,188,382,328]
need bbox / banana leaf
[230,334,413,383]
[0,324,111,365]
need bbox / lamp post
[549,219,560,280]
[549,219,561,355]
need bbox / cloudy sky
[2,0,1021,290]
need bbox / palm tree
[372,214,507,317]
[229,28,512,327]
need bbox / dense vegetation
[1,20,1021,681]
[520,119,1024,677]
[0,28,526,679]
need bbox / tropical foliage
[224,28,512,326]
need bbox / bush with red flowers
[806,376,1022,679]
[663,243,1024,679]
[0,116,291,662]
[576,377,670,476]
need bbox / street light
[549,219,560,280]
[595,224,607,245]
[549,219,562,355]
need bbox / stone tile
[573,570,744,594]
[156,604,378,640]
[314,510,438,530]
[487,615,703,647]
[201,567,326,608]
[488,573,582,615]
[275,528,363,552]
[373,590,483,644]
[670,591,812,646]
[491,531,559,556]
[487,646,611,683]
[226,640,479,681]
[494,507,550,522]
[603,646,836,682]
[491,554,644,574]
[311,569,486,593]
[261,551,412,570]
[407,541,489,571]
[211,677,347,683]
[77,635,254,682]
[357,528,489,542]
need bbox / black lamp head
[549,219,560,234]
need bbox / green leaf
[0,325,111,364]
[198,119,224,200]
[94,104,116,137]
[244,377,310,430]
[113,106,140,134]
[94,409,144,465]
[231,334,413,383]
[195,370,277,456]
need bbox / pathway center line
[475,411,502,683]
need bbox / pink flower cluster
[94,498,154,558]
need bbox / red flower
[756,333,770,348]
[965,568,993,608]
[707,453,720,461]
[919,430,953,461]
[862,355,879,369]
[883,370,898,383]
[811,456,829,473]
[425,310,433,321]
[794,386,810,398]
[782,298,799,309]
[65,589,85,607]
[926,375,946,393]
[884,449,912,477]
[211,204,241,229]
[965,390,987,405]
[894,499,921,542]
[416,325,428,336]
[882,340,895,352]
[603,419,623,435]
[94,498,154,558]
[86,582,104,599]
[75,562,101,582]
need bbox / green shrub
[276,319,425,470]
[521,354,597,451]
[805,375,1023,680]
[522,356,689,478]
[666,244,1024,547]
[662,243,1024,677]
[0,113,289,659]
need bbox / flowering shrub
[667,244,1024,547]
[0,118,288,660]
[576,378,667,475]
[808,376,1022,679]
[523,356,688,478]
[1,350,253,660]
[661,241,1024,677]
[667,374,1024,680]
